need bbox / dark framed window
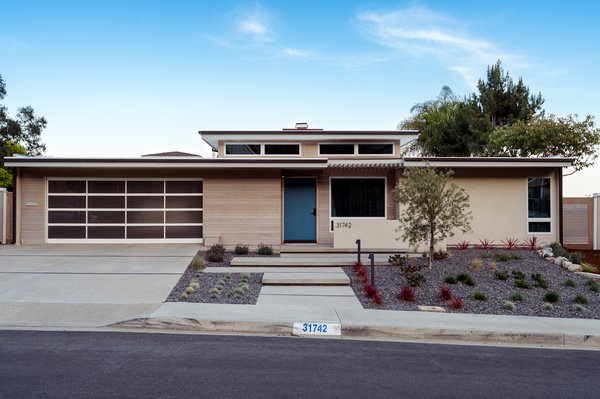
[527,178,551,233]
[225,144,261,155]
[331,178,386,217]
[319,144,354,155]
[358,144,393,154]
[264,144,300,155]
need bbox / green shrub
[233,287,245,296]
[257,243,273,255]
[587,280,599,293]
[493,253,511,262]
[444,276,457,284]
[473,291,487,301]
[495,271,509,281]
[544,291,560,303]
[543,302,554,311]
[205,244,225,262]
[400,262,426,287]
[457,272,475,286]
[550,242,567,258]
[514,279,531,289]
[574,304,586,312]
[433,250,449,260]
[564,279,577,288]
[511,269,525,280]
[480,252,491,259]
[574,293,589,305]
[510,292,523,302]
[189,282,200,290]
[532,273,548,289]
[504,300,516,311]
[209,287,220,295]
[388,254,407,267]
[210,292,221,299]
[234,244,249,255]
[242,273,250,279]
[581,263,598,273]
[191,255,205,271]
[568,251,583,265]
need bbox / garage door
[47,179,203,242]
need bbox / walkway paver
[262,272,350,285]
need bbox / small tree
[393,166,472,268]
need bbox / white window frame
[318,142,395,157]
[46,177,203,243]
[329,176,387,232]
[223,142,302,157]
[526,177,552,235]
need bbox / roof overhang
[3,157,329,169]
[403,157,575,168]
[199,130,419,151]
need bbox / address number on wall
[335,222,352,229]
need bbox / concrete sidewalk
[115,302,600,349]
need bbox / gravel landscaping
[166,250,279,304]
[344,249,600,319]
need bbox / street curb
[114,317,600,349]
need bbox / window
[331,178,386,218]
[264,144,300,155]
[358,143,393,154]
[225,144,261,155]
[528,178,551,233]
[319,144,354,155]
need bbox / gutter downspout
[594,193,599,251]
[558,168,564,245]
[11,167,17,245]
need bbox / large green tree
[0,74,47,188]
[393,166,472,268]
[487,114,600,174]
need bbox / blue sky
[1,0,599,195]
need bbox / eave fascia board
[403,158,574,168]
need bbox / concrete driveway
[0,244,198,304]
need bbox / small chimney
[295,122,309,129]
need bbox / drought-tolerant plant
[573,293,589,305]
[543,302,554,311]
[440,286,453,301]
[581,263,598,273]
[524,236,539,251]
[568,251,583,265]
[185,286,195,295]
[400,262,426,287]
[511,269,525,280]
[473,291,487,301]
[457,272,475,286]
[564,279,577,288]
[194,272,202,279]
[510,292,523,302]
[364,284,377,298]
[189,282,200,290]
[457,240,470,250]
[372,292,383,305]
[353,261,365,274]
[574,304,586,312]
[234,244,249,255]
[433,249,449,260]
[493,253,511,262]
[397,286,416,302]
[444,275,457,284]
[242,272,250,279]
[388,255,407,267]
[450,297,464,310]
[488,261,497,271]
[480,252,491,259]
[224,273,231,281]
[549,242,567,258]
[504,300,516,311]
[495,270,509,281]
[532,273,549,289]
[257,243,274,255]
[470,258,482,271]
[544,291,560,303]
[191,255,205,271]
[587,280,599,293]
[477,239,495,250]
[179,292,189,300]
[233,287,245,296]
[502,237,520,250]
[209,287,221,295]
[205,244,225,262]
[514,279,531,289]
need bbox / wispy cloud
[236,12,272,43]
[356,5,520,86]
[283,47,312,58]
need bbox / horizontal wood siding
[204,171,282,248]
[20,173,45,244]
[563,197,594,249]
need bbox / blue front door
[284,178,317,242]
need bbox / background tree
[487,114,600,174]
[0,74,47,188]
[393,166,472,268]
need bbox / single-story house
[3,125,573,249]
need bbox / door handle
[311,208,316,216]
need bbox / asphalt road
[0,330,598,398]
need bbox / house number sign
[335,221,352,229]
[293,322,342,336]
